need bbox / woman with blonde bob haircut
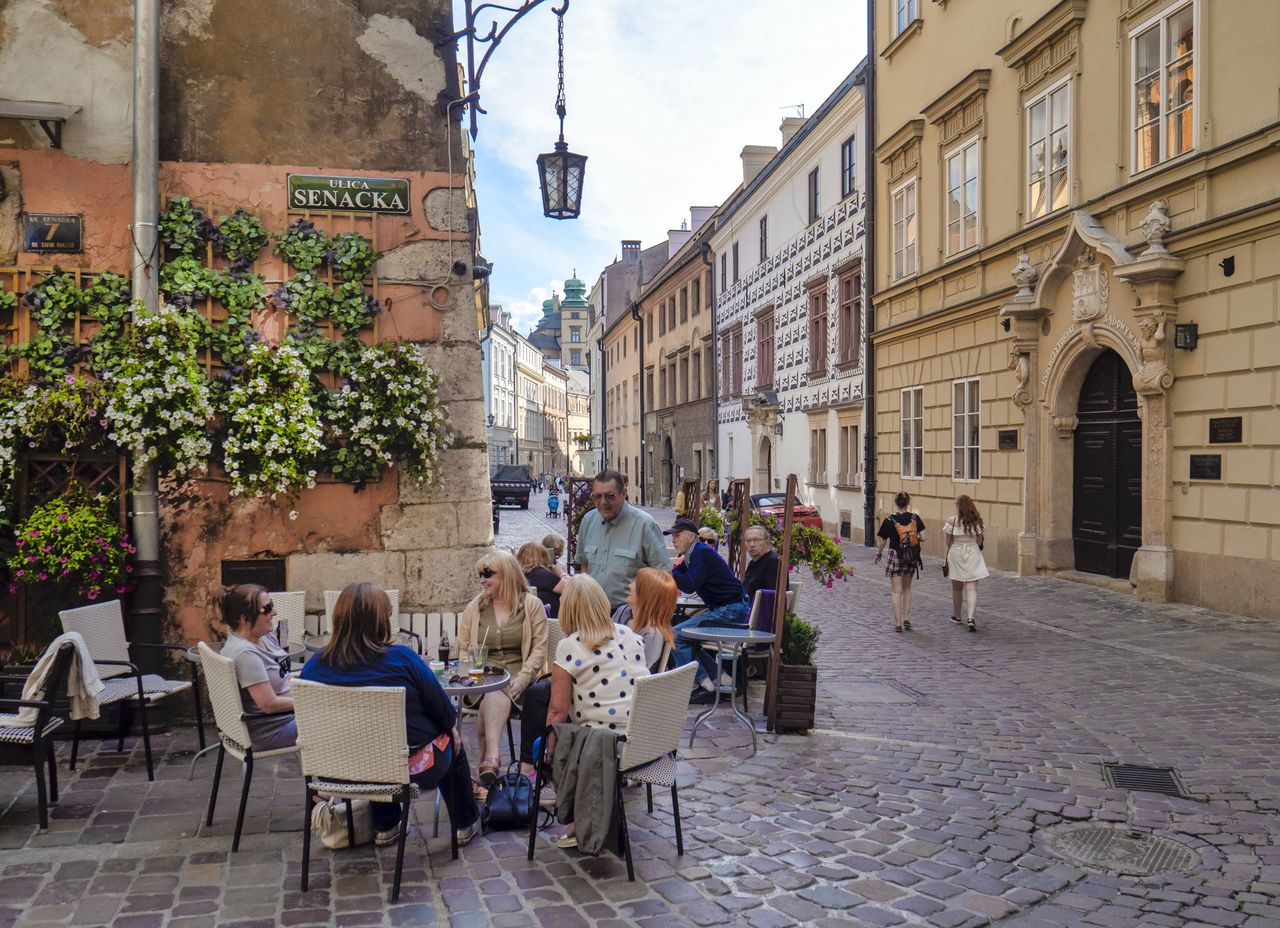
[459,550,549,786]
[610,567,677,672]
[542,574,651,848]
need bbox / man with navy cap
[665,517,749,702]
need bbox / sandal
[478,764,499,788]
[894,625,903,633]
[949,615,962,626]
[967,619,978,633]
[553,833,578,849]
[902,620,912,631]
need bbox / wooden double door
[1072,350,1143,579]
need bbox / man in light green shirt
[574,470,672,610]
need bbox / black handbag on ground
[482,763,535,831]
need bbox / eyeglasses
[477,568,496,579]
[260,601,275,614]
[591,492,619,502]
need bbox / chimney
[689,206,716,231]
[780,116,806,147]
[740,145,778,185]
[667,228,693,258]
[621,240,641,265]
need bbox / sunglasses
[260,600,275,614]
[477,568,496,579]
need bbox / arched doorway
[755,436,773,492]
[1072,349,1142,578]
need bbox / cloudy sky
[457,0,869,334]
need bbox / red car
[750,494,824,530]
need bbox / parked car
[750,494,824,530]
[491,464,533,509]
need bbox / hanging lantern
[537,6,586,219]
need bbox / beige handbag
[310,797,374,849]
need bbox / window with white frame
[901,387,923,478]
[1027,78,1070,220]
[952,378,980,481]
[838,423,860,486]
[1132,2,1195,174]
[945,137,980,255]
[895,0,917,35]
[891,179,917,280]
[840,135,856,199]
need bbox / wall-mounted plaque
[1208,416,1243,444]
[22,213,82,253]
[998,429,1018,451]
[1189,454,1222,481]
[287,174,410,214]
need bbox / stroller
[546,492,561,519]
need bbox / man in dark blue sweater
[665,517,749,700]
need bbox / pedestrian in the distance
[945,494,988,632]
[874,491,925,632]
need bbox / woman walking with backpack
[945,495,989,632]
[874,491,925,632]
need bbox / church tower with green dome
[528,270,594,372]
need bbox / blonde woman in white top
[944,495,989,632]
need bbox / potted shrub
[775,611,820,733]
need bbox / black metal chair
[0,641,76,829]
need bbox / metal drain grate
[1104,763,1186,797]
[1050,825,1201,876]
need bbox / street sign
[22,213,82,253]
[287,174,410,214]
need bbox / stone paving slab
[0,497,1277,926]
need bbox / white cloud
[458,0,868,320]
[501,279,565,335]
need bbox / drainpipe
[630,301,645,505]
[861,16,878,546]
[129,0,163,655]
[700,240,718,484]
[597,334,606,470]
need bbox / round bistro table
[678,627,776,755]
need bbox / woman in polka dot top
[547,574,651,736]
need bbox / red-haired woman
[611,567,678,672]
[945,495,989,632]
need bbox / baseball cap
[663,517,699,536]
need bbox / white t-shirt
[554,624,651,731]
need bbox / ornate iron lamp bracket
[439,0,569,140]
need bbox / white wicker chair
[545,619,565,662]
[321,589,400,636]
[294,679,456,903]
[527,661,697,880]
[269,591,307,663]
[59,600,204,781]
[197,643,299,851]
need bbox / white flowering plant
[100,304,213,479]
[327,341,451,486]
[221,343,323,499]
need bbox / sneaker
[374,826,402,847]
[949,615,963,625]
[689,688,716,705]
[538,785,558,808]
[456,820,481,846]
[967,619,978,633]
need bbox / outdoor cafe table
[673,593,706,622]
[679,627,776,755]
[432,664,510,835]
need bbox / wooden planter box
[774,663,816,733]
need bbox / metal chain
[555,9,567,130]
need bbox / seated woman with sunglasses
[217,584,297,751]
[301,584,480,847]
[458,551,549,788]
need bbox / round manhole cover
[1050,825,1201,876]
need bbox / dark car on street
[750,493,824,530]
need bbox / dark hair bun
[895,491,911,508]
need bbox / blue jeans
[673,600,750,685]
[369,741,479,833]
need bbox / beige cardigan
[458,591,549,690]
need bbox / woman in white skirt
[944,495,989,632]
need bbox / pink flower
[15,569,24,578]
[58,512,69,521]
[6,583,16,594]
[124,565,134,573]
[128,545,137,554]
[38,572,48,581]
[116,585,128,593]
[15,538,24,548]
[41,545,52,553]
[26,555,36,563]
[86,589,99,600]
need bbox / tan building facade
[871,0,1280,618]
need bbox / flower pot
[775,663,817,733]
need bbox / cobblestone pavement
[0,495,1277,927]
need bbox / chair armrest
[93,659,143,676]
[0,696,52,711]
[241,710,296,719]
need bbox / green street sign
[287,174,411,215]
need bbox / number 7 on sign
[44,223,59,243]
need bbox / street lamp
[536,4,586,220]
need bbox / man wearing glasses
[574,469,671,611]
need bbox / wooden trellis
[725,477,752,577]
[565,477,595,574]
